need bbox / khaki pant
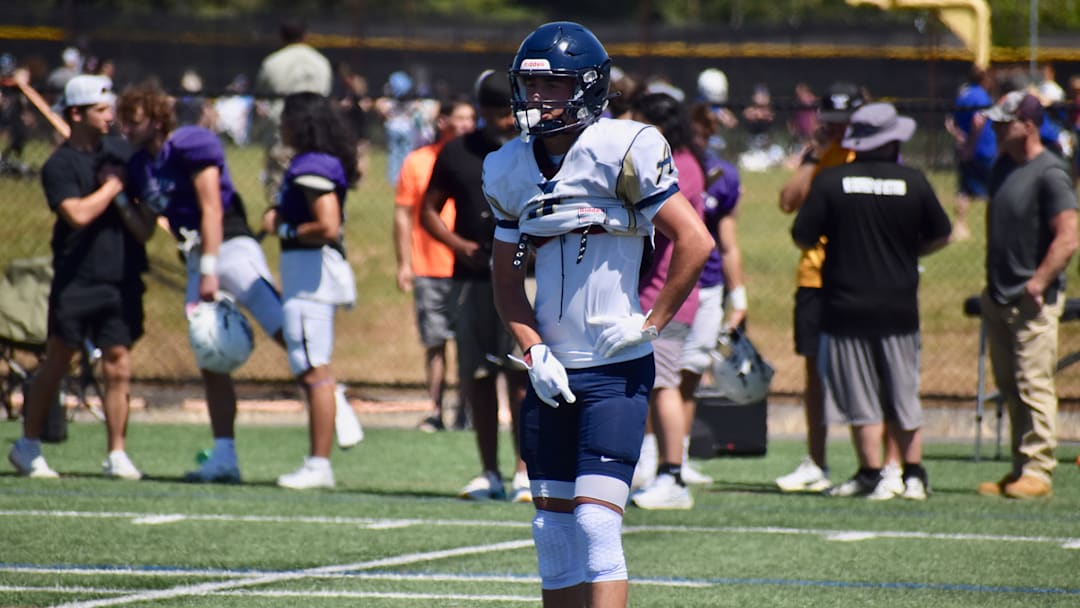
[981,290,1063,483]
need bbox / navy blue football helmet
[509,21,611,136]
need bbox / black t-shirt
[427,129,503,281]
[791,159,952,336]
[41,135,147,285]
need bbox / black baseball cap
[819,81,865,123]
[476,69,511,109]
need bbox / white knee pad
[532,510,585,590]
[575,503,627,583]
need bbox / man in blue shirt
[946,65,996,241]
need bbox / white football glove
[588,312,659,358]
[509,344,576,408]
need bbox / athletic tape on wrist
[198,254,218,276]
[729,285,747,311]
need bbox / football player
[118,84,282,483]
[484,22,712,607]
[261,92,359,490]
[118,86,363,483]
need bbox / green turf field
[2,420,1078,607]
[4,141,1080,399]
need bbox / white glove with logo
[509,344,576,408]
[588,312,659,358]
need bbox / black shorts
[794,286,822,357]
[957,158,991,197]
[48,277,145,350]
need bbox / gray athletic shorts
[652,321,691,389]
[818,331,923,430]
[413,276,459,348]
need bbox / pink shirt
[639,148,705,326]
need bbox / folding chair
[964,294,1080,461]
[0,257,105,426]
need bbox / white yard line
[623,523,1080,548]
[0,586,539,603]
[0,509,529,529]
[50,539,535,608]
[2,508,1077,548]
[0,565,718,588]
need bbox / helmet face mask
[509,22,611,137]
[702,330,775,405]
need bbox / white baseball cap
[59,74,115,109]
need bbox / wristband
[198,254,218,276]
[277,223,297,240]
[729,285,748,311]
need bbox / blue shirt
[954,84,997,162]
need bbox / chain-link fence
[2,100,1080,403]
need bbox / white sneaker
[631,435,658,490]
[880,462,904,496]
[334,384,364,448]
[866,478,899,501]
[681,461,714,485]
[183,452,241,484]
[459,471,506,500]
[776,456,831,492]
[510,471,532,503]
[901,476,929,501]
[824,472,891,499]
[102,451,142,480]
[8,439,59,479]
[822,473,874,497]
[277,458,335,490]
[631,473,694,510]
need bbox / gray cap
[840,102,915,151]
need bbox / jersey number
[656,146,673,181]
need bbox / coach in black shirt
[8,75,152,480]
[419,70,530,501]
[792,103,951,501]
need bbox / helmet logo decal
[520,58,551,70]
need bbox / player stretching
[118,85,286,483]
[485,22,711,607]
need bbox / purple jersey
[699,154,740,288]
[278,152,348,226]
[126,126,240,239]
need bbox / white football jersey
[483,118,680,368]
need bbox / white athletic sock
[306,456,331,470]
